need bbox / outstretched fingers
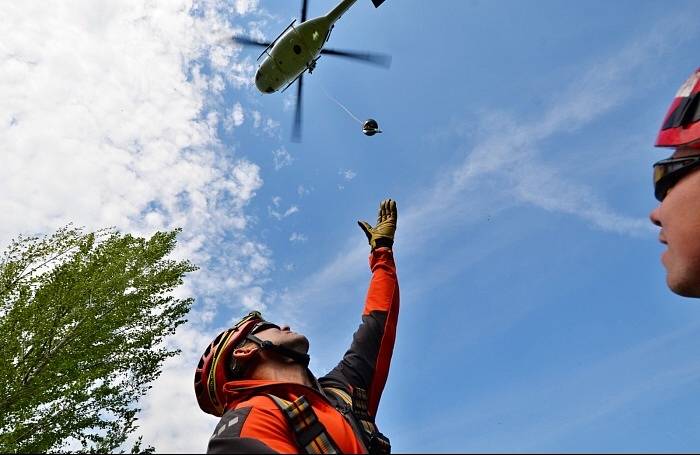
[389,199,397,222]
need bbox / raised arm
[321,199,399,417]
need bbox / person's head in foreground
[650,68,700,297]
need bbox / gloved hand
[358,199,397,250]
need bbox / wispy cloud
[275,8,696,362]
[268,196,299,220]
[297,184,312,197]
[225,102,245,129]
[272,146,294,170]
[340,169,357,181]
[289,232,308,243]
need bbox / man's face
[253,323,310,355]
[650,147,700,297]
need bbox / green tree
[0,226,197,453]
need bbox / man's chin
[667,273,700,298]
[287,335,310,354]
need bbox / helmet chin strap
[246,333,311,368]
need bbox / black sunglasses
[250,321,280,335]
[653,155,700,201]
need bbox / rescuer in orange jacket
[650,68,700,297]
[195,199,399,454]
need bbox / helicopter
[232,0,390,141]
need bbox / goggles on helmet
[250,320,280,335]
[653,155,700,201]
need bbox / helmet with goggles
[194,311,310,417]
[653,68,700,201]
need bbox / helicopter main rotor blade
[319,48,392,68]
[300,0,309,22]
[231,35,272,48]
[292,74,303,142]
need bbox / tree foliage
[0,226,197,453]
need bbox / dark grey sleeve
[320,311,388,391]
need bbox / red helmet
[656,67,700,149]
[194,311,268,416]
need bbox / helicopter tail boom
[326,0,385,24]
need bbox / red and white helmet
[656,67,700,149]
[194,311,267,416]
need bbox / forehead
[672,147,700,159]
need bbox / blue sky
[4,0,700,452]
[228,0,700,452]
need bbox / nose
[254,70,265,91]
[649,204,662,227]
[280,325,291,332]
[255,69,275,94]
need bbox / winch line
[320,85,362,125]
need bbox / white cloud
[252,110,262,128]
[0,0,272,452]
[233,0,259,15]
[289,232,307,243]
[283,206,299,217]
[0,0,261,243]
[264,118,281,136]
[272,147,293,170]
[297,185,311,197]
[268,202,299,220]
[136,324,217,453]
[340,169,357,181]
[240,286,265,311]
[225,102,245,130]
[283,95,295,112]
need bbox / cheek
[664,178,700,259]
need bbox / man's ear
[233,344,259,362]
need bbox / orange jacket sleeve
[320,247,400,417]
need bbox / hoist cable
[320,85,363,125]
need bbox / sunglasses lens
[653,163,667,185]
[251,322,279,334]
[653,157,700,201]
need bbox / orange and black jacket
[207,247,400,454]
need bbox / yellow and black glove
[358,199,397,250]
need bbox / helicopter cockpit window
[255,72,261,81]
[293,44,302,55]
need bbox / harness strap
[324,387,391,455]
[266,394,341,454]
